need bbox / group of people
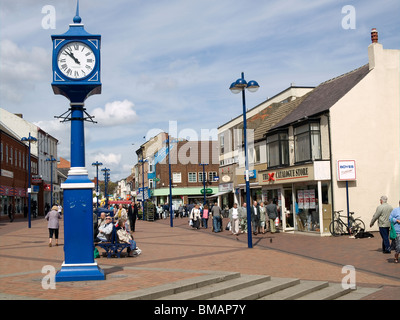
[95,203,141,257]
[188,200,280,235]
[370,196,400,263]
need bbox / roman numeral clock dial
[57,41,96,79]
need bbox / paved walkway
[0,216,399,300]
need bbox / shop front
[259,161,332,235]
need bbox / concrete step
[101,271,382,300]
[259,280,329,300]
[335,286,382,300]
[102,272,241,300]
[157,274,271,300]
[211,277,301,300]
[296,283,352,300]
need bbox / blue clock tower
[52,1,104,282]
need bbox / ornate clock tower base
[55,107,105,283]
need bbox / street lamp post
[166,136,174,227]
[92,161,103,209]
[46,155,57,207]
[138,158,148,221]
[21,133,37,228]
[101,168,110,207]
[199,163,208,205]
[229,72,260,248]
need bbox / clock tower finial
[73,0,82,24]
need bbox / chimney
[371,28,378,43]
[368,27,383,70]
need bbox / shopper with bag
[389,202,400,263]
[190,204,201,229]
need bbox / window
[173,172,181,183]
[188,172,197,183]
[253,145,260,164]
[219,135,224,154]
[208,171,218,182]
[199,171,207,182]
[266,131,289,168]
[294,121,321,163]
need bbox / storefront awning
[153,187,219,197]
[207,190,232,198]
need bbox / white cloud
[92,152,122,165]
[91,99,138,127]
[0,39,50,103]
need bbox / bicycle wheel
[351,218,366,234]
[329,220,344,236]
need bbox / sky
[0,0,399,182]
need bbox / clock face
[57,41,96,80]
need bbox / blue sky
[1,0,399,181]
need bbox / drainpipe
[326,112,335,222]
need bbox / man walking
[211,202,222,232]
[251,200,260,235]
[370,196,393,253]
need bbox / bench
[95,225,130,258]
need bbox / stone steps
[105,272,381,301]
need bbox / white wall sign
[337,160,356,181]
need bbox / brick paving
[0,216,399,300]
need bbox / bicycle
[329,210,366,237]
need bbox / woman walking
[389,203,400,263]
[190,204,201,229]
[45,205,62,247]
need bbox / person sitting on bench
[116,219,141,257]
[95,215,113,242]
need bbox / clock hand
[66,51,81,65]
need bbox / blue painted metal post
[346,181,350,231]
[28,140,32,229]
[240,72,253,249]
[168,136,173,227]
[56,103,104,282]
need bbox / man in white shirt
[229,203,240,235]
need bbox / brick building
[0,125,38,220]
[135,132,219,207]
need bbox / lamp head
[247,80,260,93]
[229,82,241,94]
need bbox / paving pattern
[0,216,399,301]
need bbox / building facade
[0,126,38,220]
[217,29,399,235]
[135,132,219,207]
[0,108,59,216]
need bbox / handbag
[390,222,397,240]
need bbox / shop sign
[244,170,257,179]
[337,160,356,181]
[1,169,13,178]
[219,183,233,192]
[262,166,311,183]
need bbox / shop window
[266,131,289,168]
[294,121,321,163]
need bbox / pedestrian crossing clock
[51,5,101,102]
